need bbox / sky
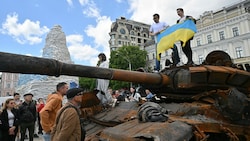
[0,0,240,66]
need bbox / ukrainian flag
[156,19,197,60]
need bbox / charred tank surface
[0,50,250,141]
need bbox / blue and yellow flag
[156,19,197,60]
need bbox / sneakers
[34,133,39,138]
[186,61,194,66]
[38,131,43,135]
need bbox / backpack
[55,105,86,141]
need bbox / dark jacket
[177,15,196,24]
[19,101,37,123]
[0,108,19,140]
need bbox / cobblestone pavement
[16,134,44,141]
[33,134,44,141]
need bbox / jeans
[43,133,51,141]
[155,59,160,71]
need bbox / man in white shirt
[149,13,169,71]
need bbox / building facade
[0,72,19,96]
[143,0,250,70]
[109,17,152,51]
[193,0,250,67]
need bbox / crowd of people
[0,92,43,141]
[0,82,85,141]
[0,83,157,141]
[109,86,156,104]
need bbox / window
[198,55,204,64]
[232,27,239,37]
[118,41,121,44]
[111,34,115,39]
[235,47,243,58]
[196,38,201,46]
[219,31,225,40]
[138,38,141,43]
[7,83,10,88]
[207,35,212,43]
[120,28,126,34]
[118,35,121,38]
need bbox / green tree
[79,77,96,91]
[109,45,147,90]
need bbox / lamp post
[116,51,132,88]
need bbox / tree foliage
[110,45,147,70]
[109,45,147,90]
[79,77,96,91]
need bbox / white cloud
[78,0,89,6]
[128,0,239,25]
[67,0,110,65]
[81,0,100,18]
[67,34,100,66]
[85,16,112,59]
[0,13,49,45]
[115,0,123,3]
[66,0,73,7]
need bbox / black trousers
[181,40,193,64]
[37,112,43,133]
[20,122,35,141]
[171,44,180,65]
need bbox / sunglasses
[76,92,84,96]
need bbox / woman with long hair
[96,53,112,105]
[0,98,19,141]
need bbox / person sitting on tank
[145,89,155,101]
[129,86,141,102]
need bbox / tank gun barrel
[0,52,170,86]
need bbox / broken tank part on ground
[0,50,250,140]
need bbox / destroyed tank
[0,50,250,141]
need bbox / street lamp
[116,51,132,88]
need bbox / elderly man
[51,88,85,141]
[19,93,36,141]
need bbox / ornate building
[0,72,19,96]
[109,17,152,51]
[193,0,250,67]
[143,0,250,70]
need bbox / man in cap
[51,88,84,141]
[18,93,37,141]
